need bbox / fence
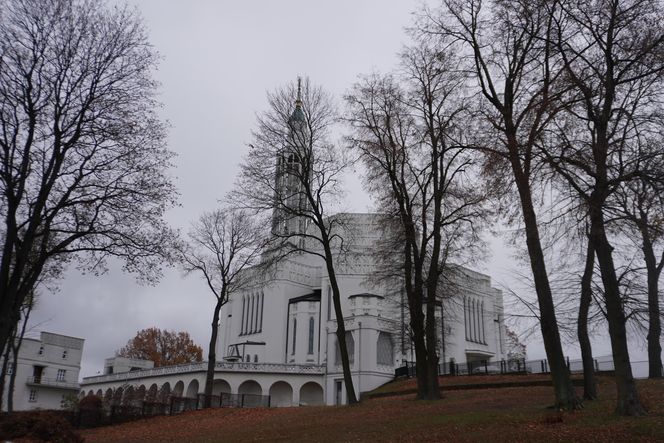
[395,356,618,378]
[196,393,271,408]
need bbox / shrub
[0,410,83,442]
[79,394,103,410]
[78,394,104,428]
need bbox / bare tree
[419,0,580,409]
[177,208,269,408]
[0,0,177,360]
[345,39,489,399]
[233,78,358,404]
[611,151,664,378]
[543,0,664,415]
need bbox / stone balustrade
[81,361,325,385]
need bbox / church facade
[80,87,507,407]
[219,212,507,405]
[81,215,506,407]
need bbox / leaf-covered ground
[81,376,664,442]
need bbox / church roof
[289,289,321,303]
[348,292,384,299]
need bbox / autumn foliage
[117,328,203,367]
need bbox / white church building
[80,90,507,407]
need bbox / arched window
[292,319,297,355]
[254,354,258,363]
[335,331,354,365]
[377,332,393,366]
[308,317,315,354]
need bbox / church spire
[290,76,305,124]
[296,76,302,104]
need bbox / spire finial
[296,77,302,104]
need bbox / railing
[395,357,620,379]
[82,361,325,385]
[196,393,270,409]
[213,361,325,374]
[26,376,80,389]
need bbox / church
[80,86,507,407]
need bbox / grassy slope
[81,376,664,442]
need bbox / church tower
[271,78,311,246]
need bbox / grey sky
[25,0,648,379]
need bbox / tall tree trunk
[0,342,10,411]
[402,220,434,400]
[203,299,223,408]
[589,203,645,415]
[509,145,579,410]
[578,240,598,399]
[409,303,430,399]
[324,250,357,405]
[8,303,33,413]
[424,295,440,400]
[641,229,663,379]
[7,348,18,413]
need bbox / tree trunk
[589,203,645,415]
[424,297,441,400]
[509,145,580,410]
[578,240,597,400]
[323,244,357,405]
[423,272,441,399]
[0,343,10,411]
[0,288,24,369]
[7,347,18,413]
[640,229,663,379]
[203,300,223,408]
[407,293,430,399]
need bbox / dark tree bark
[578,240,598,400]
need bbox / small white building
[104,356,154,375]
[3,331,84,410]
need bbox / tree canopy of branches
[233,78,358,404]
[0,0,177,364]
[178,208,269,407]
[539,0,664,415]
[611,155,664,379]
[345,38,490,399]
[418,0,580,409]
[117,327,203,367]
